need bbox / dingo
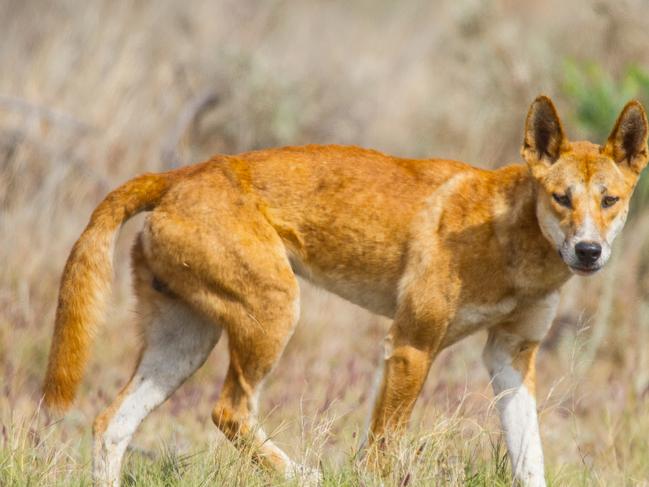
[43,96,648,486]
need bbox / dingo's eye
[552,192,571,208]
[602,195,619,208]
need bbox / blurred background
[3,0,649,484]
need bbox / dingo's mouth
[569,264,601,276]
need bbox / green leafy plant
[563,61,649,210]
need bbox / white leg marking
[484,346,545,487]
[360,352,386,449]
[93,300,221,487]
[242,382,296,475]
[483,293,557,487]
[359,332,394,450]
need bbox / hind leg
[169,272,306,479]
[140,177,328,479]
[211,291,302,477]
[92,243,221,486]
[141,209,315,478]
[180,256,303,475]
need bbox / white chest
[442,297,518,347]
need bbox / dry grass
[2,0,649,485]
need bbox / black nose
[575,241,602,265]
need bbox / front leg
[482,293,559,487]
[367,301,448,445]
[368,330,433,440]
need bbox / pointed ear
[603,100,649,174]
[521,95,568,167]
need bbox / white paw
[286,462,323,486]
[516,470,546,487]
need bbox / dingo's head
[522,96,648,275]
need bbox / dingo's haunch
[43,96,648,486]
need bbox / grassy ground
[4,280,649,486]
[3,1,649,485]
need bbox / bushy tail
[43,172,170,411]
